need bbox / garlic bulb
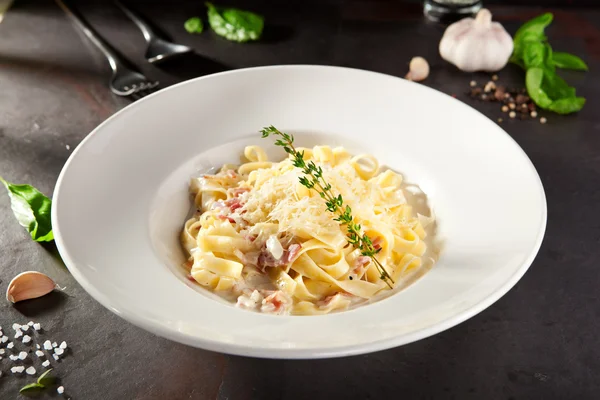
[439,9,513,72]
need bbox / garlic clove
[6,271,56,303]
[405,56,430,82]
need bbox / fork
[55,0,159,97]
[114,0,192,64]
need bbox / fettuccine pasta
[181,145,435,315]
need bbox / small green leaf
[0,177,53,242]
[541,70,576,99]
[37,368,54,386]
[184,17,204,34]
[523,42,546,69]
[526,67,553,108]
[552,52,589,71]
[548,97,586,114]
[20,383,45,393]
[206,2,264,43]
[513,12,553,44]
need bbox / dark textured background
[0,0,599,399]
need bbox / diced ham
[224,197,243,212]
[286,244,302,263]
[217,214,236,224]
[260,290,291,314]
[372,237,383,251]
[257,243,302,270]
[230,187,250,197]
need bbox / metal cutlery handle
[114,0,158,43]
[55,0,125,72]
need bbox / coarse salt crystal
[33,323,41,331]
[22,335,32,344]
[12,323,21,331]
[14,330,23,339]
[35,350,44,357]
[54,347,64,356]
[42,360,50,367]
[1,335,8,343]
[36,344,41,349]
[52,353,59,361]
[60,341,67,349]
[9,355,18,361]
[21,325,29,332]
[18,351,27,360]
[66,144,71,150]
[7,342,14,349]
[43,340,53,350]
[11,366,25,373]
[52,342,58,348]
[0,348,4,355]
[26,366,36,375]
[27,321,34,326]
[57,386,65,394]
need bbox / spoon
[115,0,192,64]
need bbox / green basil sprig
[0,177,53,242]
[511,13,588,114]
[206,2,264,43]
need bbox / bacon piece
[217,215,236,224]
[372,237,383,251]
[230,187,250,197]
[260,290,290,314]
[225,197,243,212]
[257,243,302,270]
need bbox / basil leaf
[37,368,54,386]
[184,17,204,34]
[20,383,45,393]
[523,42,546,69]
[511,30,549,65]
[514,12,553,44]
[548,97,586,114]
[526,68,553,108]
[542,70,576,99]
[552,52,589,71]
[543,43,555,73]
[0,177,53,242]
[206,2,264,43]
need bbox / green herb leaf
[37,368,54,386]
[548,97,586,114]
[513,12,553,44]
[19,383,45,394]
[184,17,204,34]
[526,68,553,108]
[206,2,264,43]
[552,52,589,71]
[0,177,53,242]
[541,70,576,99]
[523,41,546,69]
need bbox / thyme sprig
[261,126,395,288]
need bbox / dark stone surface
[1,0,599,399]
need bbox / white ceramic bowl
[52,66,546,359]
